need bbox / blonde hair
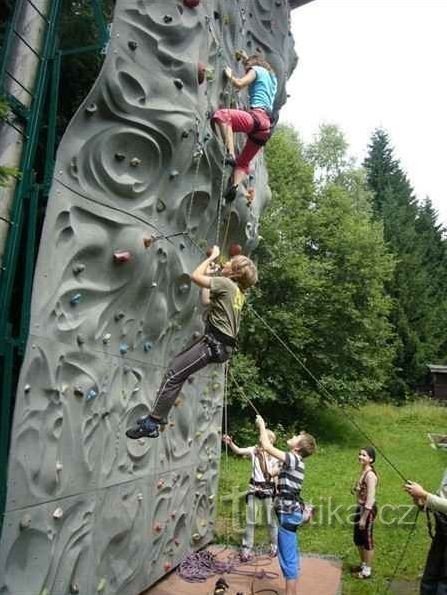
[297,432,317,459]
[230,255,258,290]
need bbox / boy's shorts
[353,504,377,551]
[276,510,303,580]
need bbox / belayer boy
[126,245,257,439]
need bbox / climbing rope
[246,304,409,484]
[380,508,421,595]
[228,368,261,417]
[176,548,279,584]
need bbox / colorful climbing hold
[53,507,64,520]
[114,311,125,322]
[114,152,126,161]
[183,0,200,7]
[143,235,154,248]
[163,15,173,23]
[229,243,242,257]
[70,293,82,306]
[128,40,138,50]
[154,522,163,533]
[86,388,98,401]
[143,341,153,352]
[113,250,132,264]
[163,562,172,572]
[173,78,184,90]
[198,62,206,84]
[72,262,85,275]
[119,342,129,355]
[19,514,32,530]
[102,333,111,344]
[130,157,141,167]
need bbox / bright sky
[280,0,447,226]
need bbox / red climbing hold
[229,244,242,257]
[183,0,200,7]
[163,562,172,572]
[113,250,131,263]
[198,62,206,85]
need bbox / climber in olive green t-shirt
[126,245,258,440]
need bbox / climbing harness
[246,109,274,147]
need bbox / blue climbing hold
[70,293,82,306]
[86,388,98,401]
[120,342,129,355]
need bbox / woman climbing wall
[211,54,278,204]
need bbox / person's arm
[255,415,287,462]
[405,481,447,514]
[200,288,210,306]
[190,245,220,289]
[269,458,281,477]
[426,493,447,514]
[200,261,222,306]
[224,66,256,90]
[359,472,377,528]
[222,435,252,457]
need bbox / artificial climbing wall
[0,1,298,593]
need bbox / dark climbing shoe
[224,183,238,203]
[224,153,236,167]
[126,415,160,439]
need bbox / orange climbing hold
[198,62,206,84]
[143,235,155,249]
[229,244,242,257]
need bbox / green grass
[216,401,447,594]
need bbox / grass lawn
[216,402,447,594]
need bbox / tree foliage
[229,125,396,427]
[364,129,447,396]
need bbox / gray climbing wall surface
[0,1,298,593]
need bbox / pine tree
[364,129,447,395]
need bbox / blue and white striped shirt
[275,452,305,513]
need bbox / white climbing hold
[53,507,64,520]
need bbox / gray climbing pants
[151,333,232,421]
[242,494,278,551]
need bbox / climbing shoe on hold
[126,415,160,439]
[224,183,238,203]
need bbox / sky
[280,0,447,226]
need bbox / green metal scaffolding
[0,0,109,532]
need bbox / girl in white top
[222,430,279,559]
